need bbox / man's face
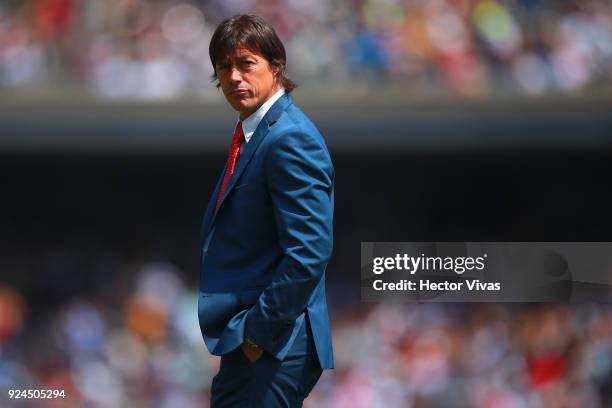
[216,47,280,120]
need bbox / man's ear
[271,66,282,87]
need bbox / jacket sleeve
[244,129,334,354]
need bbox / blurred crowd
[1,0,612,99]
[1,257,611,407]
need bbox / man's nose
[229,66,242,82]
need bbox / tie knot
[231,122,244,147]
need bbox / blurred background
[2,0,612,407]
[2,0,612,98]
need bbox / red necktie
[215,121,244,211]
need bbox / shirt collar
[240,88,285,143]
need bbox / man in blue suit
[198,14,334,407]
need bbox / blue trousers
[210,319,323,407]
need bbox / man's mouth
[230,89,249,95]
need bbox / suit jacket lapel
[204,94,293,234]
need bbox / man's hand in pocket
[241,340,263,363]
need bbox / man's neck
[240,87,286,144]
[240,86,283,121]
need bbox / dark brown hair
[209,14,296,93]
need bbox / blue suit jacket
[198,94,334,369]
